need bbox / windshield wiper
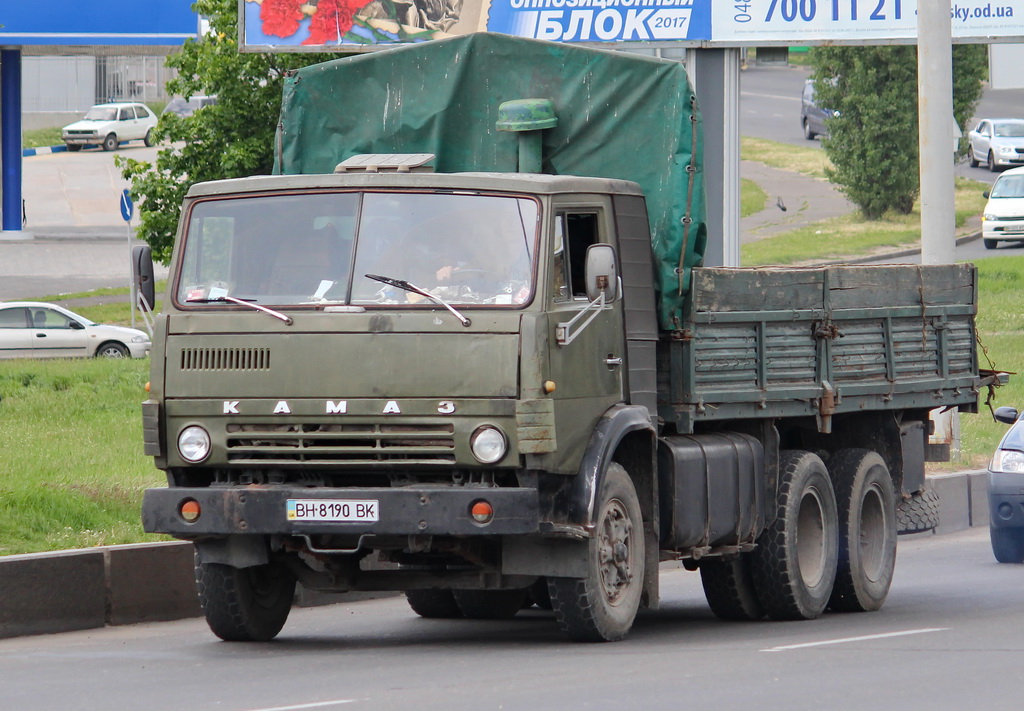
[187,295,294,326]
[365,274,471,327]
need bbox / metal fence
[22,54,178,112]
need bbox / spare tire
[897,489,940,534]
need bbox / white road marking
[761,628,948,652]
[245,700,359,711]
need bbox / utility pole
[918,0,956,264]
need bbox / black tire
[95,341,129,358]
[802,119,816,141]
[968,149,979,167]
[699,555,764,621]
[751,450,839,620]
[548,463,645,642]
[990,527,1024,564]
[984,238,998,250]
[988,151,998,172]
[405,589,463,618]
[103,133,119,152]
[452,589,530,619]
[827,449,897,613]
[143,128,154,147]
[195,556,295,641]
[897,488,940,534]
[65,143,82,152]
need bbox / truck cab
[142,166,658,642]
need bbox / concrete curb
[22,144,68,157]
[0,470,989,640]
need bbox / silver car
[968,118,1024,172]
[0,302,151,359]
[989,405,1024,563]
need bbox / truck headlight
[991,449,1024,473]
[178,425,211,463]
[470,426,507,464]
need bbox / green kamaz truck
[141,34,994,643]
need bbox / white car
[61,102,158,152]
[967,118,1024,172]
[981,166,1024,249]
[0,302,150,359]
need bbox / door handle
[604,356,623,368]
[36,333,47,338]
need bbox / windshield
[83,107,118,121]
[991,174,1024,198]
[176,190,539,308]
[994,122,1024,138]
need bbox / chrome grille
[180,347,271,371]
[225,422,456,464]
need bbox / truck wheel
[405,589,463,618]
[827,449,897,612]
[990,527,1024,563]
[751,450,838,620]
[195,557,295,641]
[452,589,530,619]
[548,463,645,642]
[896,489,940,534]
[699,555,764,620]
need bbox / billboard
[712,0,1024,45]
[240,0,1024,50]
[0,1,198,45]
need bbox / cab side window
[552,212,600,301]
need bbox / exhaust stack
[496,99,557,174]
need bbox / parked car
[989,405,1024,563]
[61,102,158,152]
[162,95,218,118]
[0,302,151,359]
[967,118,1024,172]
[800,79,836,140]
[981,166,1024,249]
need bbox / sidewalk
[741,160,855,242]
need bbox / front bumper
[983,220,1024,241]
[142,485,540,538]
[988,470,1024,529]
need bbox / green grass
[740,135,990,266]
[953,256,1024,469]
[0,359,164,555]
[23,127,63,149]
[741,178,768,218]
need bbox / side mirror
[994,406,1019,425]
[132,244,156,312]
[69,320,85,330]
[585,244,619,302]
[983,190,990,199]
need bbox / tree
[811,45,987,220]
[117,0,335,263]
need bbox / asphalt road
[0,527,1019,711]
[739,61,1024,185]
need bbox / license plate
[287,499,379,522]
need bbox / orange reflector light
[180,498,201,523]
[470,500,494,524]
[145,381,151,392]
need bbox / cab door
[543,199,626,473]
[29,307,90,358]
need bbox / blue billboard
[0,1,199,45]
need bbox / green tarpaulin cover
[276,32,707,330]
